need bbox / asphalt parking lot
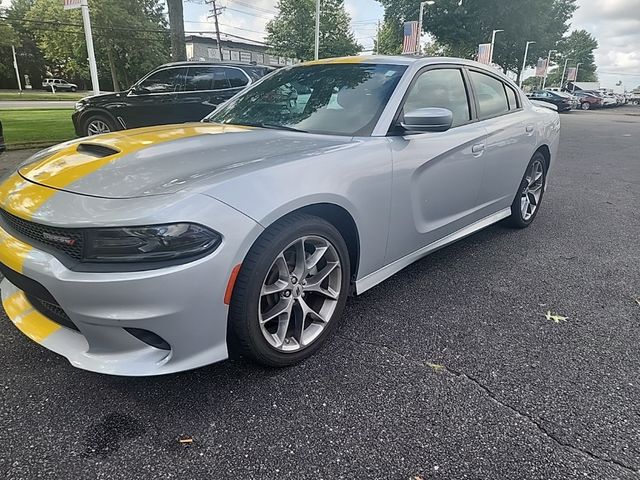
[1,107,639,480]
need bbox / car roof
[297,55,500,69]
[157,61,274,70]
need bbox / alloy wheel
[520,159,544,221]
[87,119,111,135]
[258,236,342,352]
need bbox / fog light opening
[124,328,171,351]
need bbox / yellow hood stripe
[3,290,61,343]
[1,123,252,220]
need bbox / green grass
[0,90,86,101]
[0,109,76,149]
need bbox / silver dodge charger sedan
[0,56,560,375]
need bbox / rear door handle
[472,143,485,156]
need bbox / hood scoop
[76,143,120,158]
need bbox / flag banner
[566,67,577,82]
[477,43,492,65]
[63,0,82,10]
[402,21,419,55]
[535,58,547,77]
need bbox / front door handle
[526,125,535,134]
[472,143,485,156]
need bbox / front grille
[0,209,84,260]
[25,293,79,331]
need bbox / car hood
[79,91,125,105]
[17,123,354,199]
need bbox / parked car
[42,78,78,92]
[72,62,275,136]
[0,56,560,375]
[0,120,5,153]
[573,91,603,110]
[528,90,573,112]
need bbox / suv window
[185,67,216,91]
[403,68,471,127]
[223,68,249,88]
[469,71,509,118]
[138,68,186,94]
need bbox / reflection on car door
[174,66,250,123]
[386,67,489,263]
[467,69,536,212]
[124,67,186,128]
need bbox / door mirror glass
[401,108,453,133]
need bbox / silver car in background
[0,56,560,375]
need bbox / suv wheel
[581,102,591,110]
[84,115,115,136]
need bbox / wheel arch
[79,108,121,132]
[259,203,361,290]
[535,144,551,170]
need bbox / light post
[560,58,572,90]
[418,1,435,55]
[519,41,536,88]
[489,29,504,65]
[314,0,320,60]
[572,63,583,92]
[541,49,556,90]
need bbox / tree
[375,17,402,55]
[266,0,361,61]
[167,0,186,61]
[545,30,598,87]
[25,0,169,90]
[377,0,577,81]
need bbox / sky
[1,0,638,90]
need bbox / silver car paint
[1,57,560,375]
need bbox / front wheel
[581,102,591,110]
[228,213,350,367]
[84,115,115,136]
[506,152,547,229]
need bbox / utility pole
[80,0,100,95]
[560,58,571,90]
[417,1,434,55]
[11,45,22,93]
[375,20,380,55]
[206,0,224,61]
[489,29,504,65]
[314,0,320,60]
[541,49,556,90]
[519,41,535,88]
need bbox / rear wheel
[581,102,591,110]
[70,86,77,92]
[228,213,350,367]
[507,152,547,229]
[84,115,115,136]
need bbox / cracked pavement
[1,107,639,479]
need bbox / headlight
[84,223,221,263]
[74,101,85,111]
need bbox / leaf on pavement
[426,362,445,373]
[545,310,567,323]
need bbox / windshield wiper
[215,121,307,133]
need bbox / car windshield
[207,63,407,136]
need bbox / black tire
[70,86,77,92]
[83,114,116,136]
[228,213,351,367]
[506,151,548,229]
[581,102,590,110]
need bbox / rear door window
[469,71,510,118]
[184,67,216,91]
[223,68,250,88]
[505,85,519,110]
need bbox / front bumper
[0,193,263,376]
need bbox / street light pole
[489,29,504,65]
[314,0,320,60]
[81,0,100,95]
[541,49,556,90]
[418,1,435,55]
[519,41,536,88]
[560,58,571,90]
[573,63,583,92]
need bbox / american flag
[402,21,419,55]
[477,43,492,65]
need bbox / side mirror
[401,108,453,133]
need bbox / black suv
[72,62,274,136]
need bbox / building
[185,35,297,67]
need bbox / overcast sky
[2,0,638,89]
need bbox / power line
[224,6,274,20]
[0,15,168,34]
[226,0,277,15]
